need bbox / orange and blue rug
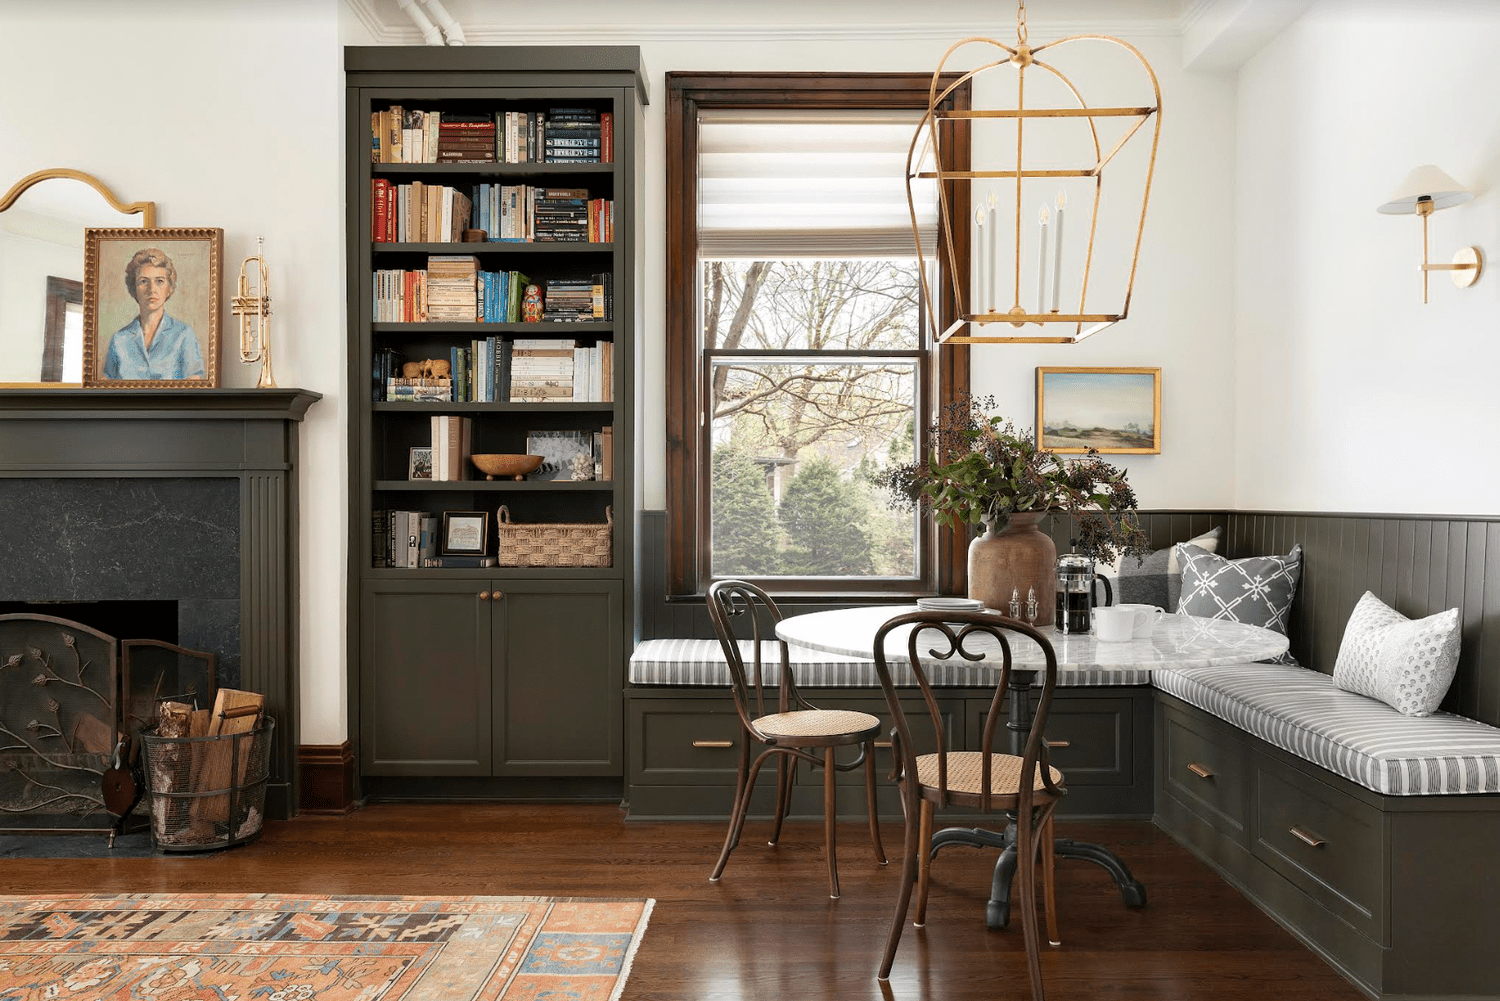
[0,893,653,1000]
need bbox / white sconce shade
[1378,165,1473,215]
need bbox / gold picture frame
[82,227,223,388]
[1036,366,1161,454]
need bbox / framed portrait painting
[1036,366,1161,454]
[82,227,222,388]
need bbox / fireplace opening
[0,600,178,645]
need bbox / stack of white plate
[915,597,985,612]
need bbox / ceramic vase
[967,511,1057,626]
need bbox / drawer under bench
[1155,693,1500,1000]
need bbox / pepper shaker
[1026,587,1039,625]
[1009,587,1021,619]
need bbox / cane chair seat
[757,709,881,740]
[915,752,1064,798]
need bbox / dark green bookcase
[344,47,646,796]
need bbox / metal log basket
[139,713,274,853]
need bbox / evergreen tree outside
[710,445,784,576]
[778,455,874,576]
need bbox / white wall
[1235,0,1500,516]
[0,0,348,742]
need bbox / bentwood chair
[872,608,1066,1000]
[706,580,887,898]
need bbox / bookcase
[344,47,645,789]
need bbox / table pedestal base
[931,823,1148,930]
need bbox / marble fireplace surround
[0,389,319,819]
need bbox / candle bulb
[1038,205,1050,319]
[973,207,986,321]
[1051,191,1066,313]
[986,190,998,313]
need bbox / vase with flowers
[882,395,1151,625]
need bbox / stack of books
[510,339,575,402]
[437,113,496,163]
[386,377,451,402]
[543,107,612,164]
[426,256,479,321]
[542,274,610,322]
[533,188,589,242]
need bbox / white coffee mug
[1093,606,1138,642]
[1115,603,1166,638]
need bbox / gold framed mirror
[0,169,156,388]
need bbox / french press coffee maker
[1054,554,1113,634]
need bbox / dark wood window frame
[41,275,82,382]
[665,72,971,597]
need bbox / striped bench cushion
[1153,664,1500,795]
[628,638,1152,688]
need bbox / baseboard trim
[298,743,357,815]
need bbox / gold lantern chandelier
[907,1,1163,344]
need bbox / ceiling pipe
[419,0,467,45]
[395,0,444,45]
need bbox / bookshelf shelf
[374,479,615,491]
[374,163,616,177]
[373,242,613,255]
[347,45,643,786]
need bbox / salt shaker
[1009,587,1021,619]
[1026,587,1039,625]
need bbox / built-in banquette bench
[625,511,1500,1000]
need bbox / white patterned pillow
[1176,543,1302,665]
[1332,591,1461,716]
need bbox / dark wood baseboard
[298,743,357,815]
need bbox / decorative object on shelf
[1377,165,1483,303]
[495,504,612,568]
[232,236,275,388]
[402,358,452,379]
[905,0,1162,344]
[525,429,594,482]
[570,452,594,481]
[470,453,542,481]
[522,284,543,322]
[82,227,222,388]
[882,395,1149,625]
[1036,367,1161,454]
[462,229,486,242]
[441,510,490,556]
[408,446,433,480]
[0,168,156,388]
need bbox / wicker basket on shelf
[495,505,612,568]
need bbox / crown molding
[345,0,1189,45]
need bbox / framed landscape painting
[82,227,222,388]
[1036,366,1161,454]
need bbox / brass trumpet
[232,236,275,388]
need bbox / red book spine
[602,112,613,164]
[372,179,389,242]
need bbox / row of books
[371,106,614,164]
[372,510,499,568]
[379,338,614,403]
[374,264,535,324]
[429,416,472,480]
[370,181,612,244]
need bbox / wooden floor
[3,804,1366,1001]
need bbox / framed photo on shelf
[408,446,433,481]
[82,227,223,388]
[1035,366,1161,454]
[441,510,489,556]
[525,429,594,481]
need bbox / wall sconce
[1377,165,1482,303]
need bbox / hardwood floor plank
[0,804,1365,1000]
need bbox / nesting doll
[522,284,544,322]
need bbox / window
[666,74,971,595]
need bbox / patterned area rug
[0,893,653,1001]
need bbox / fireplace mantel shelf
[0,388,320,421]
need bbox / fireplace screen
[0,615,119,832]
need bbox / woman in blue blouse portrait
[102,247,206,380]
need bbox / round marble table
[775,606,1289,929]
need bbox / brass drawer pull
[1289,825,1326,848]
[1044,739,1070,749]
[691,740,733,749]
[1187,762,1214,779]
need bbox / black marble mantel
[0,389,320,819]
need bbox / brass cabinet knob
[492,591,504,601]
[479,590,491,600]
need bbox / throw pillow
[1176,542,1302,665]
[1332,591,1461,716]
[1104,527,1221,612]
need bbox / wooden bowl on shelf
[471,454,543,481]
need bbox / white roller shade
[698,109,938,258]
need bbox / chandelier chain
[1016,0,1028,45]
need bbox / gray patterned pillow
[1176,542,1302,665]
[1105,527,1220,612]
[1332,591,1461,716]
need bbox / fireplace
[0,389,318,818]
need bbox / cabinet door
[492,579,622,776]
[360,579,492,776]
